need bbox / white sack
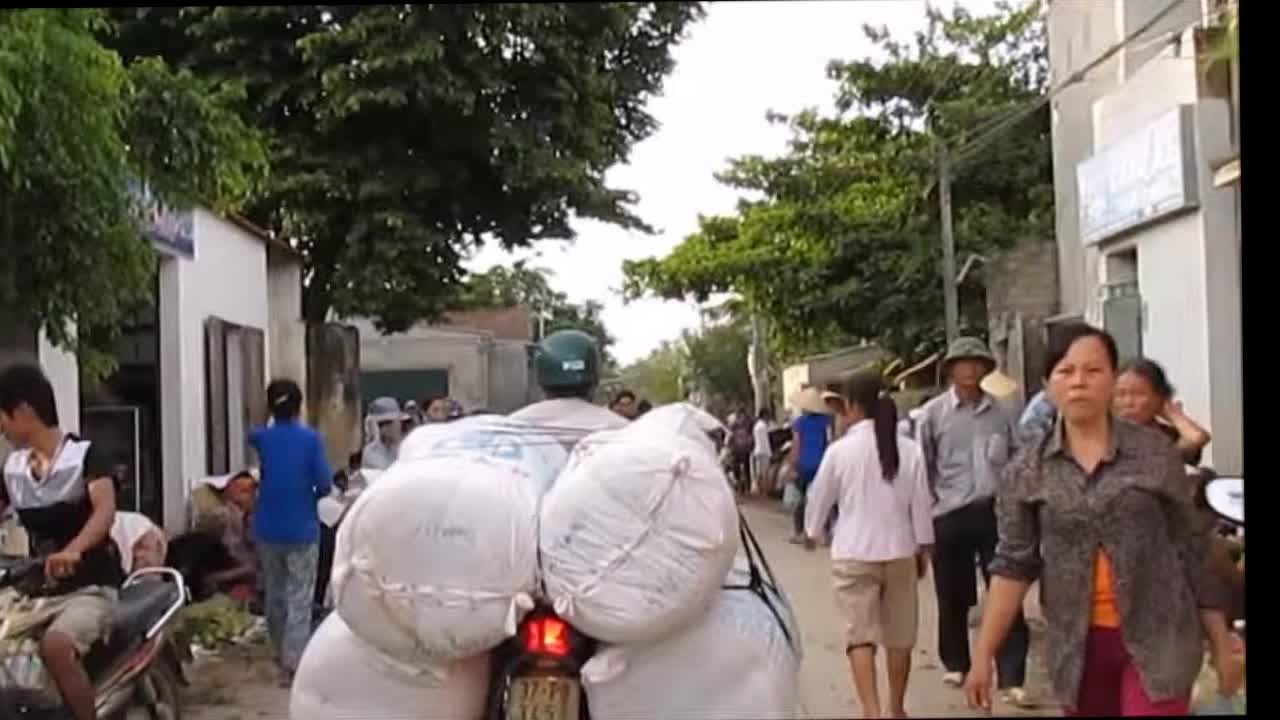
[398,416,570,491]
[291,612,489,720]
[539,417,740,644]
[332,452,548,663]
[581,586,802,720]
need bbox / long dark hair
[840,371,900,482]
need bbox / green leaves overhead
[107,4,705,329]
[0,9,265,381]
[624,1,1051,362]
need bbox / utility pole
[937,143,959,343]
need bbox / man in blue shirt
[788,387,833,550]
[248,379,332,686]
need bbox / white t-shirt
[508,398,630,453]
[752,419,772,458]
[803,419,935,562]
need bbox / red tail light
[524,617,571,656]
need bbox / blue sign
[126,180,195,258]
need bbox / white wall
[267,252,307,404]
[38,330,79,435]
[1089,38,1243,474]
[158,211,270,531]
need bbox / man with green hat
[509,329,629,452]
[915,336,1032,706]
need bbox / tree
[616,341,685,406]
[0,9,266,380]
[623,1,1050,362]
[455,261,618,372]
[106,4,705,331]
[681,320,753,411]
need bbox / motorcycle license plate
[506,676,581,720]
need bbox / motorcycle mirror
[1204,476,1244,526]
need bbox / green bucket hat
[942,336,996,374]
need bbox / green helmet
[535,330,601,392]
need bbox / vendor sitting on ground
[180,469,260,603]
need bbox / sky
[468,0,1003,366]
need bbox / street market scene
[0,1,1244,719]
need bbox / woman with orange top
[963,324,1240,717]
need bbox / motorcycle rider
[509,329,629,450]
[0,364,123,720]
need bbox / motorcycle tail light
[524,617,571,657]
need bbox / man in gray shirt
[916,337,1031,705]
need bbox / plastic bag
[782,481,802,512]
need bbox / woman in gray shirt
[964,324,1239,716]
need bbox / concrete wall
[986,238,1060,394]
[1050,1,1243,473]
[487,340,536,413]
[307,323,361,468]
[158,210,270,531]
[352,318,494,412]
[267,248,307,409]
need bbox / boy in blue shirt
[248,379,332,686]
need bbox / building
[781,344,891,415]
[1047,0,1241,472]
[349,306,539,416]
[10,202,306,534]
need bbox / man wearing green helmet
[509,329,629,451]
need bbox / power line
[943,0,1190,166]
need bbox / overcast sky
[468,0,1003,366]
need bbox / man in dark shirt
[0,364,122,720]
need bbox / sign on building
[127,179,195,258]
[1076,105,1200,245]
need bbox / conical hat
[980,370,1019,399]
[788,386,831,415]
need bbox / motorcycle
[0,555,189,720]
[482,511,791,720]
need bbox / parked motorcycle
[0,555,189,720]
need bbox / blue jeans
[259,542,319,671]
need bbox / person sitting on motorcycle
[0,364,123,720]
[508,329,629,449]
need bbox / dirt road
[181,499,1057,719]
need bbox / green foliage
[455,261,617,372]
[106,4,705,329]
[617,340,686,406]
[682,319,753,409]
[624,1,1051,362]
[0,9,265,381]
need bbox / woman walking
[964,324,1240,716]
[805,372,934,719]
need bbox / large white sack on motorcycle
[397,415,570,491]
[332,454,544,663]
[539,421,739,644]
[291,613,489,720]
[581,587,802,720]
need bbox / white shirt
[362,439,398,471]
[804,420,935,562]
[752,419,772,458]
[508,398,630,452]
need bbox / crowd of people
[788,325,1244,718]
[0,320,1245,719]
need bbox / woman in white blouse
[806,371,935,719]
